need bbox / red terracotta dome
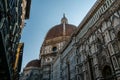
[26,59,40,68]
[45,14,76,40]
[45,24,76,40]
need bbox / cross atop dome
[61,13,68,24]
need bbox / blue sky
[21,0,97,71]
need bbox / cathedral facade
[21,0,120,80]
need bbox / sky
[21,0,97,71]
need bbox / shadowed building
[0,0,31,80]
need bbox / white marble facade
[52,0,120,80]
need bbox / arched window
[102,65,113,80]
[77,75,81,80]
[116,31,120,51]
[117,31,120,41]
[76,58,79,64]
[97,37,102,50]
[47,57,50,61]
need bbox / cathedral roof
[45,14,76,40]
[45,24,76,40]
[25,59,41,68]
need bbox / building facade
[21,0,120,80]
[57,0,120,80]
[0,0,31,80]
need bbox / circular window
[52,46,57,52]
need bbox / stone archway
[102,65,113,80]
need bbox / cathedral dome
[45,14,76,40]
[25,59,40,68]
[45,24,76,40]
[40,14,77,61]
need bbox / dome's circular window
[52,46,57,52]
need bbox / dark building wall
[0,0,31,80]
